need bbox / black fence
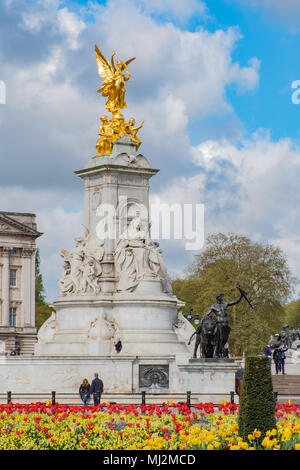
[0,390,282,407]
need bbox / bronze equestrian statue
[188,283,252,358]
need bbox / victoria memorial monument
[0,45,239,399]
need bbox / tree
[35,248,53,331]
[284,298,300,329]
[238,356,276,441]
[172,233,296,356]
[35,248,46,303]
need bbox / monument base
[0,355,239,403]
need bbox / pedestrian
[115,339,122,353]
[89,372,104,405]
[222,342,230,358]
[79,378,90,405]
[262,344,272,369]
[273,346,281,374]
[235,362,244,397]
[273,345,288,375]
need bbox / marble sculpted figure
[114,216,173,294]
[59,227,104,296]
[87,312,120,342]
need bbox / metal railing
[0,390,292,407]
[0,390,237,407]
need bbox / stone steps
[272,375,300,403]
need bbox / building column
[2,247,10,327]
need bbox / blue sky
[1,0,300,301]
[63,0,300,142]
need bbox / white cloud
[19,0,59,33]
[1,0,299,301]
[0,185,83,301]
[18,0,86,49]
[164,132,300,288]
[37,206,83,301]
[57,7,86,50]
[0,0,263,300]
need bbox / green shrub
[238,356,276,440]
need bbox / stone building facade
[0,212,42,355]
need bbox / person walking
[89,372,104,405]
[262,344,272,369]
[79,378,90,405]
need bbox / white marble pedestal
[0,354,239,404]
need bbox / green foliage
[284,298,300,329]
[35,248,46,304]
[172,233,295,356]
[35,302,53,331]
[238,356,276,440]
[35,248,52,330]
[171,278,204,316]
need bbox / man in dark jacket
[89,373,104,405]
[273,346,288,375]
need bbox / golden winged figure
[95,44,136,118]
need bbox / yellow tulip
[261,438,269,448]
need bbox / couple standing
[79,373,104,405]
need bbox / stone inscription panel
[139,365,169,389]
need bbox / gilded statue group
[94,45,143,155]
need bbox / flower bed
[0,401,299,450]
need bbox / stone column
[2,247,10,327]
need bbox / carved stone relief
[139,365,169,389]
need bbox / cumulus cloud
[57,7,86,50]
[0,0,263,300]
[0,185,83,301]
[19,0,59,33]
[158,131,300,289]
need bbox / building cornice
[0,213,42,239]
